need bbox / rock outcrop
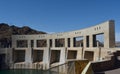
[0,23,46,48]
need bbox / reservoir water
[0,69,57,74]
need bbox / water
[0,69,57,74]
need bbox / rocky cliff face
[0,23,46,48]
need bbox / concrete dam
[0,20,120,74]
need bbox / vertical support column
[60,48,66,64]
[11,39,16,68]
[59,48,66,73]
[8,48,14,68]
[52,39,55,48]
[12,39,16,48]
[104,20,115,48]
[70,37,74,48]
[25,40,32,68]
[109,20,115,48]
[94,50,100,61]
[47,39,50,48]
[43,48,50,70]
[83,36,86,48]
[65,38,67,47]
[27,40,30,48]
[104,33,108,48]
[77,49,83,59]
[83,36,86,59]
[34,40,36,48]
[90,35,93,47]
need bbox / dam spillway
[1,20,120,71]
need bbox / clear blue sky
[0,0,120,41]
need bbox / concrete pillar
[25,49,32,63]
[52,39,55,48]
[43,48,50,70]
[65,38,67,47]
[25,48,33,69]
[104,20,115,48]
[83,36,86,59]
[70,37,74,48]
[25,40,32,63]
[59,48,67,73]
[34,40,36,48]
[5,48,14,69]
[93,50,99,61]
[109,20,115,48]
[7,48,13,63]
[90,35,93,47]
[12,40,16,48]
[28,40,31,48]
[47,39,50,47]
[97,41,99,47]
[59,48,66,64]
[77,49,82,59]
[83,36,86,48]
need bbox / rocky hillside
[0,23,46,48]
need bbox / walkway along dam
[0,20,120,73]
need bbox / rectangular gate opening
[68,38,70,47]
[49,39,52,47]
[37,39,47,47]
[93,34,104,47]
[0,54,6,69]
[0,38,11,48]
[14,50,25,63]
[31,40,34,48]
[55,38,65,47]
[84,51,94,61]
[17,40,28,48]
[50,50,60,64]
[33,50,43,63]
[86,36,89,47]
[67,50,77,59]
[73,36,83,47]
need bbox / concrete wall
[0,20,117,70]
